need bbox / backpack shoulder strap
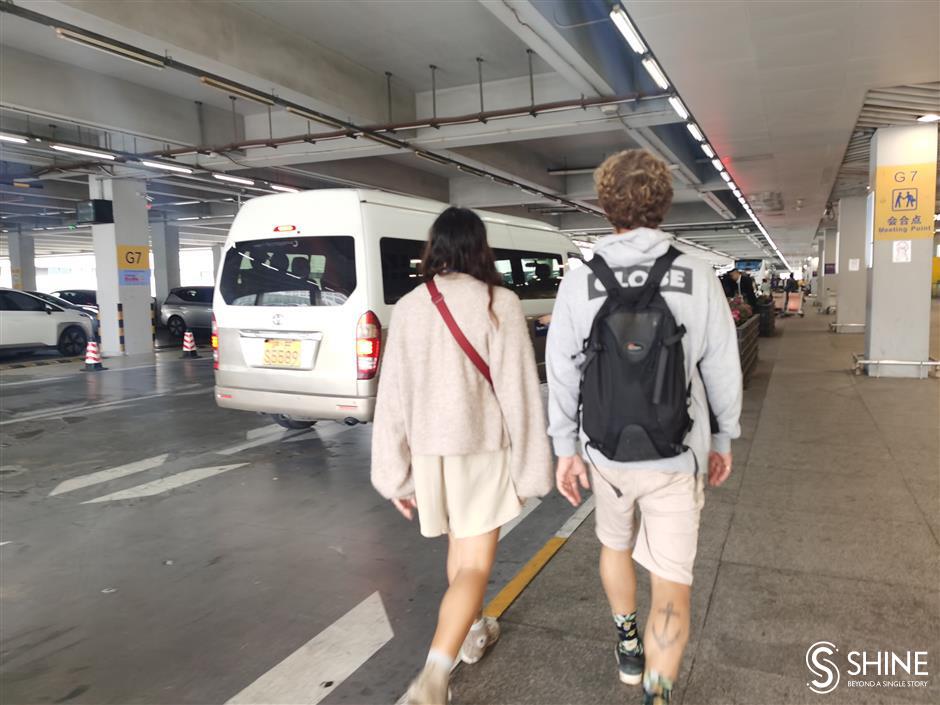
[638,246,682,308]
[426,278,493,388]
[585,255,622,296]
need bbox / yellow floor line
[483,536,566,618]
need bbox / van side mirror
[44,304,54,315]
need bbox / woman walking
[371,207,553,705]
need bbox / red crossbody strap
[426,278,493,388]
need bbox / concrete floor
[450,306,939,705]
[1,305,937,705]
[0,351,576,705]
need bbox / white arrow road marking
[49,454,170,496]
[82,463,248,504]
[246,424,283,440]
[226,591,393,705]
[499,498,541,541]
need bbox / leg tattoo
[652,602,682,650]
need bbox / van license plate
[263,339,302,368]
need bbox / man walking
[546,149,742,705]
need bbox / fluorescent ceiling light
[686,123,704,141]
[700,143,715,159]
[641,58,670,90]
[140,159,193,174]
[414,151,450,165]
[172,200,201,206]
[51,144,116,160]
[711,158,724,172]
[457,165,486,177]
[0,133,28,144]
[286,106,346,129]
[727,181,737,190]
[667,96,689,121]
[270,184,300,193]
[609,6,646,54]
[720,171,732,183]
[916,113,940,123]
[177,216,201,221]
[733,189,742,198]
[55,27,165,69]
[212,173,255,186]
[200,76,273,105]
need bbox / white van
[212,189,580,428]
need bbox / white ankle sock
[426,648,454,672]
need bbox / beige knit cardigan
[371,273,553,501]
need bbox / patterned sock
[643,670,673,704]
[613,612,643,656]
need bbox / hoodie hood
[592,228,673,267]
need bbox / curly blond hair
[594,149,673,230]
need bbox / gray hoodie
[546,228,743,475]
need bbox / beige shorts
[412,448,522,539]
[590,466,704,586]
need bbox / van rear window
[219,236,356,307]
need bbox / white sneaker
[459,616,500,665]
[404,663,450,705]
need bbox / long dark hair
[421,207,502,322]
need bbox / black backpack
[578,247,692,462]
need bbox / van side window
[379,237,426,304]
[493,250,563,300]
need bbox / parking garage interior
[1,2,939,705]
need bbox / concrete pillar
[91,176,154,356]
[821,229,839,309]
[8,232,36,290]
[211,244,223,281]
[864,124,938,378]
[835,196,868,330]
[812,238,824,297]
[150,220,180,305]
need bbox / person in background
[371,207,553,705]
[546,149,742,705]
[720,268,758,307]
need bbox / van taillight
[211,313,219,370]
[356,311,381,380]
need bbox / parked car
[51,289,98,310]
[0,288,94,357]
[29,291,100,339]
[160,286,214,338]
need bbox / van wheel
[167,316,186,338]
[58,326,88,357]
[271,414,316,430]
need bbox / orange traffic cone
[82,340,105,371]
[181,329,200,358]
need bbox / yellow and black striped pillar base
[117,302,125,353]
[150,302,156,345]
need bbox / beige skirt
[411,447,522,539]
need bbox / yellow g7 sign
[117,245,149,269]
[117,245,151,287]
[873,163,936,240]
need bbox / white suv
[0,288,94,357]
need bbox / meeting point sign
[805,641,930,694]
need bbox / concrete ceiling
[626,0,940,258]
[234,0,555,91]
[11,0,932,265]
